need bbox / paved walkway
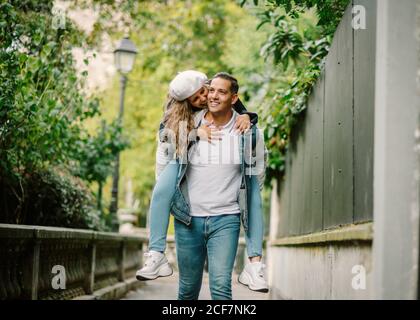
[122,272,269,300]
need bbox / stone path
[122,272,269,300]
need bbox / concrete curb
[74,277,143,300]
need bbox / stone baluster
[0,248,8,299]
[118,241,125,282]
[23,238,40,300]
[10,241,22,298]
[84,239,96,295]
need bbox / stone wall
[0,224,147,300]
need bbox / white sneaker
[238,261,269,293]
[136,251,173,281]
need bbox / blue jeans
[245,175,264,258]
[148,163,263,258]
[148,161,179,252]
[175,214,241,300]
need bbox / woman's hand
[234,114,251,134]
[197,122,222,143]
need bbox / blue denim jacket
[170,124,263,232]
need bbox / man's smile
[209,100,220,108]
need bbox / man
[171,72,266,300]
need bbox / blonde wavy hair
[161,96,195,158]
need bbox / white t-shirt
[186,109,242,217]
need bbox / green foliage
[74,120,129,185]
[1,1,93,178]
[260,14,304,68]
[241,0,349,185]
[74,119,129,215]
[0,1,126,228]
[245,0,349,33]
[23,168,106,230]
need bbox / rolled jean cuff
[246,245,262,258]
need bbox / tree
[0,1,127,229]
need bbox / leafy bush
[24,168,107,230]
[0,1,126,229]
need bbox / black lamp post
[109,36,137,232]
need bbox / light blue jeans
[148,160,179,252]
[148,161,263,258]
[175,214,241,300]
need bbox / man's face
[187,86,208,108]
[207,77,238,114]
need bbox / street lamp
[109,36,137,232]
[114,37,138,75]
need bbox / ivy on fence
[241,0,349,185]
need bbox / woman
[136,70,268,293]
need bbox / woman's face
[187,86,208,109]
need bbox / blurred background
[1,0,327,234]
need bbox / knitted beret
[169,70,208,101]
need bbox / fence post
[372,0,419,299]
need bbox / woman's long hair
[161,96,195,158]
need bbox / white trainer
[135,251,173,281]
[238,261,269,293]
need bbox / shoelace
[143,252,157,266]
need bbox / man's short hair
[211,72,239,94]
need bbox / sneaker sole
[237,274,269,293]
[136,263,173,281]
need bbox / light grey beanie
[169,70,208,101]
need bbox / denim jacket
[169,110,266,232]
